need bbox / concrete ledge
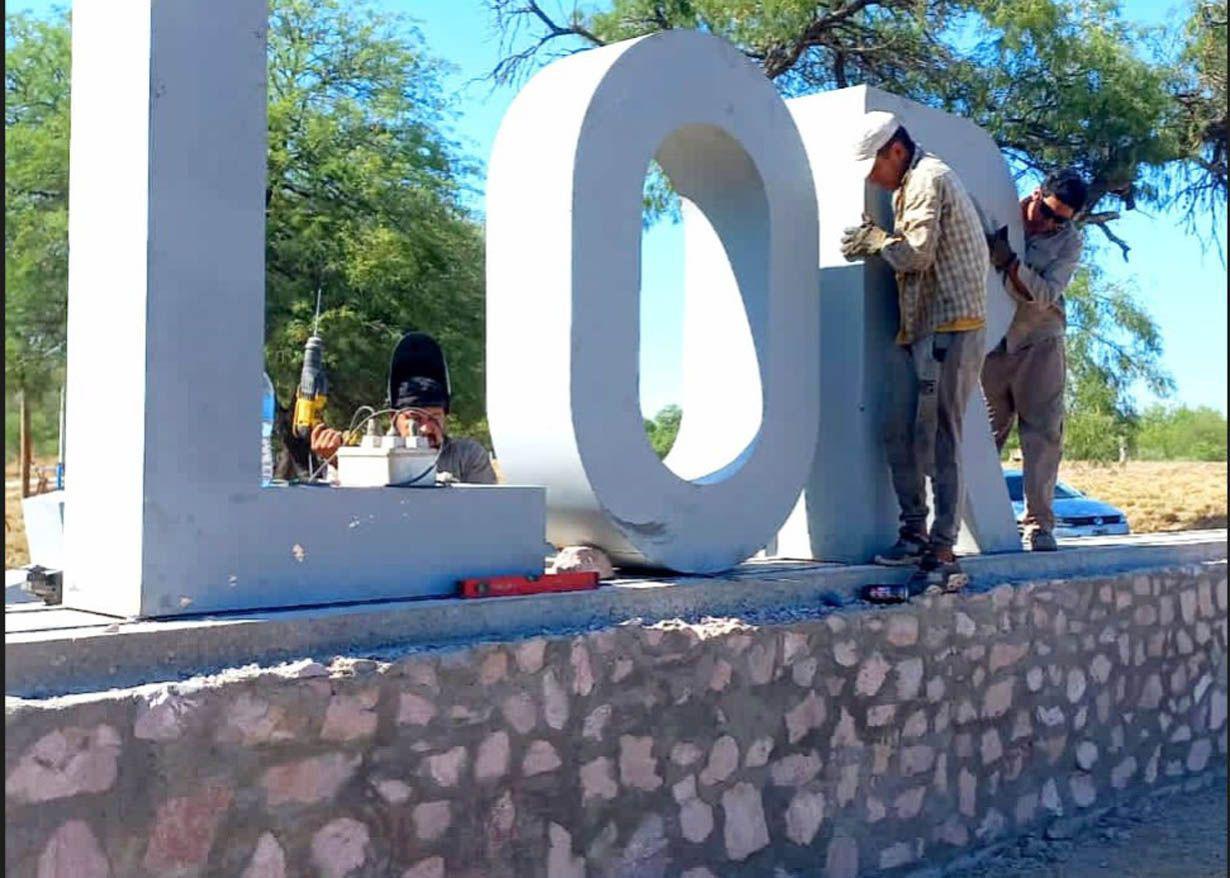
[5,551,1227,876]
[6,530,1226,698]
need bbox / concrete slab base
[6,530,1225,698]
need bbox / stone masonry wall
[6,561,1227,877]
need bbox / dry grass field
[4,459,1225,570]
[1054,460,1227,534]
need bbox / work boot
[874,532,928,566]
[1027,529,1058,552]
[906,545,969,594]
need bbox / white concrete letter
[487,30,820,571]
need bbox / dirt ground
[948,773,1228,878]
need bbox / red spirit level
[458,570,599,599]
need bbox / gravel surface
[947,773,1227,878]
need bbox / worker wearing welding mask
[309,332,498,485]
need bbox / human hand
[310,423,345,463]
[987,226,1016,271]
[840,220,890,261]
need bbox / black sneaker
[1027,529,1058,551]
[906,550,970,594]
[874,534,928,566]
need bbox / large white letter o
[487,31,820,571]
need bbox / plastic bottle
[261,371,276,486]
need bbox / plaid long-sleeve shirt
[880,149,989,345]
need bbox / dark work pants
[883,328,987,550]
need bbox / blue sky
[13,0,1227,418]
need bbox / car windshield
[1004,475,1084,502]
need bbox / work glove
[987,226,1017,272]
[840,219,891,261]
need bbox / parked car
[1003,469,1131,538]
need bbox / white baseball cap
[852,111,902,177]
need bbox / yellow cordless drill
[292,287,328,439]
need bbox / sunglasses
[1037,197,1069,226]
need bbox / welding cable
[310,405,444,486]
[347,405,377,434]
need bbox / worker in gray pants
[841,111,989,594]
[981,169,1087,551]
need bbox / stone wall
[6,561,1227,877]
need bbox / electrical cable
[306,405,445,485]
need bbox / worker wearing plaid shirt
[841,111,988,590]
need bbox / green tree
[5,10,71,459]
[1135,403,1228,460]
[4,1,493,466]
[1063,268,1173,460]
[643,403,682,458]
[485,0,1224,257]
[264,0,488,446]
[1162,0,1227,246]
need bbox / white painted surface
[487,30,820,572]
[20,491,66,571]
[62,0,544,617]
[782,87,1019,560]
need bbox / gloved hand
[987,226,1017,271]
[840,220,891,261]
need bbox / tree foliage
[994,267,1173,462]
[5,10,70,405]
[643,403,682,458]
[1162,0,1227,245]
[484,0,1226,257]
[4,1,492,464]
[1062,267,1173,460]
[264,0,488,444]
[1134,403,1227,460]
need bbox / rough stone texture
[475,731,510,782]
[413,801,451,841]
[722,782,770,861]
[143,782,233,872]
[36,820,110,878]
[6,725,121,804]
[242,832,286,878]
[523,740,562,777]
[700,735,739,785]
[401,856,445,878]
[619,735,662,791]
[547,823,583,878]
[311,817,369,878]
[320,689,378,742]
[261,752,359,806]
[785,790,826,845]
[580,757,618,802]
[4,563,1225,877]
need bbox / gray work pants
[981,335,1065,532]
[883,328,987,550]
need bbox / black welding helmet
[388,331,452,412]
